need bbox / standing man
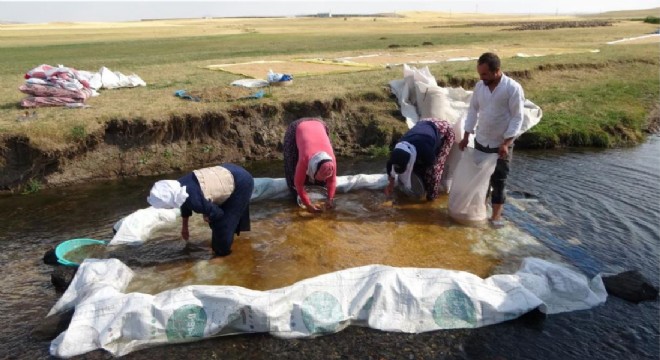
[147,163,253,256]
[458,52,524,227]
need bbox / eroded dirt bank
[2,85,658,193]
[0,93,408,193]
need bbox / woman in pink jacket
[283,118,337,213]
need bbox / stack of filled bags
[19,64,147,108]
[19,64,96,108]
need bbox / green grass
[367,145,391,157]
[21,178,42,194]
[520,47,658,147]
[0,15,658,151]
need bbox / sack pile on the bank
[20,64,95,108]
[19,64,146,108]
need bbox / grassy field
[0,10,658,151]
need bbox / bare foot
[489,218,506,228]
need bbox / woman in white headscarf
[283,118,337,213]
[385,118,455,200]
[147,163,253,256]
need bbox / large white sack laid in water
[49,257,606,358]
[336,174,388,193]
[251,177,290,201]
[448,148,499,223]
[110,207,180,245]
[47,258,134,317]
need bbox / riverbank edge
[1,94,658,194]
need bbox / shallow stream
[0,137,658,359]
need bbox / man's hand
[203,215,210,224]
[498,143,510,159]
[458,137,469,151]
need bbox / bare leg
[491,203,504,221]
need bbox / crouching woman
[283,117,337,213]
[385,118,455,200]
[147,163,254,256]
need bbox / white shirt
[464,74,525,148]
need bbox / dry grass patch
[187,86,259,102]
[207,60,376,79]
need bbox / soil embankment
[0,92,407,193]
[2,59,658,193]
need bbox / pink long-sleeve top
[295,120,337,207]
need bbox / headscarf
[307,151,333,181]
[147,180,189,209]
[389,141,417,191]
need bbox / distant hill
[585,7,660,19]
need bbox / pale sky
[0,1,658,23]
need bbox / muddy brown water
[125,193,503,295]
[0,141,658,359]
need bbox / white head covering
[147,180,189,209]
[389,141,417,192]
[306,151,333,180]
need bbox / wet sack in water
[49,257,606,358]
[448,148,499,223]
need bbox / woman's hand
[306,204,322,213]
[325,198,335,210]
[181,216,190,241]
[384,178,395,197]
